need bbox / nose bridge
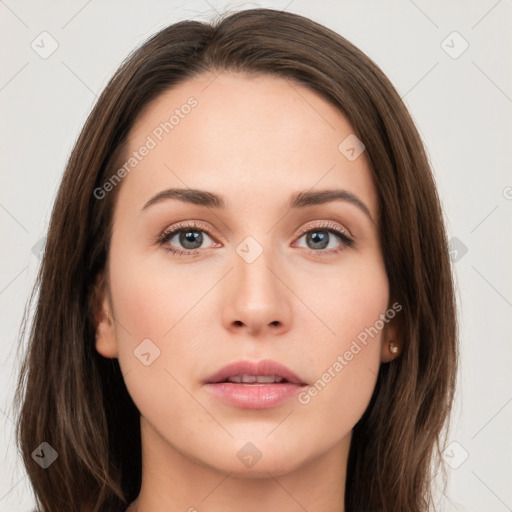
[222,231,292,334]
[234,233,280,305]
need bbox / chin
[204,441,310,478]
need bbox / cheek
[107,246,208,394]
[108,255,200,424]
[293,259,388,425]
[295,254,389,351]
[109,247,195,340]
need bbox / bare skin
[95,71,401,512]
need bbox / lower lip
[204,382,305,409]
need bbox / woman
[14,7,458,512]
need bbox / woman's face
[95,71,398,477]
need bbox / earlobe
[95,307,119,358]
[92,273,119,359]
[381,339,401,363]
[380,313,403,363]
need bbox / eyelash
[157,220,354,257]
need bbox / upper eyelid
[162,219,351,237]
[296,219,352,239]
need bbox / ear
[91,272,119,359]
[380,305,403,363]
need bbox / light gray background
[1,1,511,510]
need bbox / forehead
[119,71,378,220]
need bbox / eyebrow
[141,188,375,224]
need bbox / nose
[221,243,292,337]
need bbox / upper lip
[204,359,307,385]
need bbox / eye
[157,221,218,257]
[293,221,354,255]
[157,220,354,257]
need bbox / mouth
[203,359,307,409]
[203,359,307,386]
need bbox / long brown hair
[14,8,458,511]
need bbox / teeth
[226,374,285,384]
